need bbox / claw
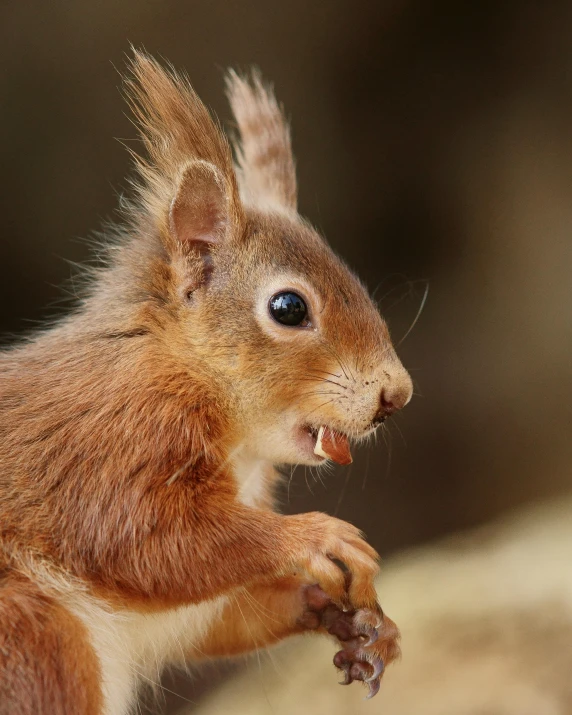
[334,652,354,685]
[360,624,379,647]
[366,658,384,682]
[326,601,393,699]
[350,662,370,681]
[338,665,353,685]
[365,677,381,699]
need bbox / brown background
[1,1,571,711]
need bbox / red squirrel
[0,52,413,714]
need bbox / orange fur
[0,51,412,713]
[194,575,401,669]
[0,569,102,715]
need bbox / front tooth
[313,425,329,460]
[313,425,353,465]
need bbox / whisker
[241,590,284,625]
[334,462,353,517]
[301,399,336,420]
[309,465,326,489]
[319,341,350,381]
[303,466,314,495]
[375,276,427,308]
[389,417,407,447]
[325,341,356,383]
[398,282,429,346]
[372,273,410,303]
[383,282,420,315]
[130,669,197,707]
[306,368,343,380]
[336,349,356,382]
[382,424,393,481]
[287,465,295,503]
[361,443,371,491]
[296,390,347,399]
[300,376,347,390]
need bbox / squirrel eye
[269,292,309,327]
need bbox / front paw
[333,612,400,699]
[284,512,380,610]
[297,584,400,699]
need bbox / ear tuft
[225,69,297,214]
[124,50,243,237]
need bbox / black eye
[269,292,309,327]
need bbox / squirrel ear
[169,160,229,251]
[124,51,245,247]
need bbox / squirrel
[0,52,413,715]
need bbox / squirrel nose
[372,380,413,425]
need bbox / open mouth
[303,424,353,465]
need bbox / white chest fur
[38,453,275,714]
[70,592,227,715]
[25,558,228,715]
[232,450,275,507]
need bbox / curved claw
[359,624,379,647]
[365,677,381,700]
[338,665,353,685]
[334,651,354,685]
[366,658,384,682]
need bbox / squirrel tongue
[313,425,353,465]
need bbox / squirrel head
[115,52,412,467]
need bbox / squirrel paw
[333,610,400,699]
[285,512,380,610]
[297,584,399,699]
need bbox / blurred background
[1,1,571,712]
